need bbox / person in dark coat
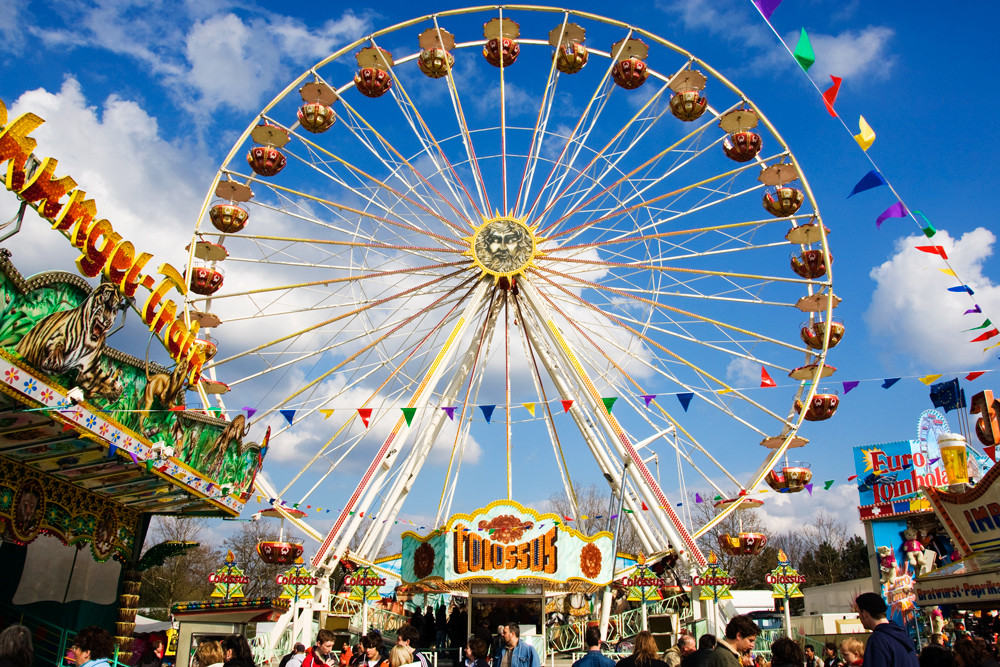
[422,607,436,649]
[855,593,918,667]
[220,636,255,667]
[615,631,668,667]
[0,625,32,667]
[767,638,801,667]
[682,635,716,667]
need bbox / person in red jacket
[303,631,337,667]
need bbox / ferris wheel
[184,6,840,577]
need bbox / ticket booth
[172,598,289,667]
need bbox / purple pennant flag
[966,305,983,315]
[480,405,496,423]
[242,406,257,418]
[929,457,940,465]
[695,493,703,503]
[847,170,887,198]
[842,380,860,394]
[279,409,295,425]
[442,406,456,420]
[876,202,909,229]
[641,394,656,407]
[677,392,694,412]
[882,378,900,389]
[804,483,813,495]
[752,0,783,19]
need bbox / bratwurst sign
[401,500,613,585]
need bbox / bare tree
[547,484,644,555]
[222,520,287,599]
[139,517,220,619]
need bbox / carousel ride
[179,4,842,640]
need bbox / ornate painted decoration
[277,562,317,602]
[344,566,386,602]
[766,549,804,599]
[624,553,665,602]
[401,499,613,586]
[209,550,248,599]
[465,215,540,280]
[694,551,736,602]
[0,455,139,561]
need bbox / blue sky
[2,0,998,556]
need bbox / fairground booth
[855,400,999,642]
[0,98,272,663]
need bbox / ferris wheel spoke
[367,35,489,224]
[205,267,471,370]
[280,123,474,236]
[521,31,635,223]
[532,271,797,427]
[214,231,463,257]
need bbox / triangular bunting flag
[561,399,573,413]
[929,457,940,465]
[319,409,334,419]
[822,76,842,117]
[358,408,372,428]
[963,320,992,332]
[876,202,908,229]
[915,245,948,259]
[848,170,887,198]
[939,269,957,276]
[985,446,997,463]
[804,483,813,495]
[882,378,900,389]
[948,285,975,295]
[752,0,782,19]
[848,475,858,481]
[854,115,876,151]
[967,371,986,381]
[792,28,815,71]
[401,407,416,426]
[442,406,456,420]
[522,403,535,416]
[641,394,655,407]
[695,493,703,503]
[971,329,1000,343]
[919,375,943,386]
[966,305,983,315]
[107,444,117,460]
[916,211,936,238]
[843,380,860,394]
[242,407,257,418]
[480,405,496,423]
[760,367,776,388]
[279,409,295,425]
[823,480,835,490]
[641,501,649,510]
[601,397,617,414]
[677,393,693,412]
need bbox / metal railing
[0,601,134,667]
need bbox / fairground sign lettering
[343,574,386,587]
[0,99,209,379]
[453,524,558,575]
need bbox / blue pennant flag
[848,170,887,198]
[480,405,496,423]
[882,378,900,389]
[676,393,694,412]
[279,409,295,425]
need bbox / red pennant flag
[760,367,776,388]
[848,475,858,481]
[641,501,649,510]
[967,371,986,381]
[563,515,573,521]
[561,399,574,413]
[971,328,1000,342]
[822,76,842,117]
[915,245,948,259]
[358,408,372,427]
[985,445,996,462]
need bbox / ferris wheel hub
[466,213,540,281]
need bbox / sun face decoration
[466,213,540,280]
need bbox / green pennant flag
[965,319,992,331]
[793,28,815,71]
[601,397,617,414]
[401,407,416,426]
[145,460,155,471]
[714,495,722,501]
[624,509,634,513]
[824,480,835,490]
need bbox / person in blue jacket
[855,593,918,667]
[572,627,615,667]
[498,624,540,667]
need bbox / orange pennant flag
[761,367,776,388]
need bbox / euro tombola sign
[400,500,613,585]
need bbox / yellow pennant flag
[939,268,957,276]
[319,409,335,419]
[919,374,943,385]
[985,341,1000,352]
[718,388,733,395]
[854,116,876,151]
[522,402,536,416]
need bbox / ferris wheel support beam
[516,294,660,555]
[519,277,707,569]
[357,289,506,557]
[310,279,493,577]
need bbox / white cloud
[865,228,1000,369]
[788,26,896,81]
[757,483,863,537]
